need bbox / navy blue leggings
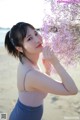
[9,99,43,120]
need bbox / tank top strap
[23,69,32,91]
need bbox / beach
[0,46,80,120]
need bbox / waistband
[17,99,43,111]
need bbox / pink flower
[42,0,80,66]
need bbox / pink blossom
[42,0,80,66]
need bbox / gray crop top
[17,62,47,107]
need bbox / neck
[25,53,39,66]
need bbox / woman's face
[23,27,43,54]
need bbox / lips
[36,43,43,48]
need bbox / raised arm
[25,68,78,95]
[24,46,78,95]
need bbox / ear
[16,46,23,53]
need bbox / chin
[39,47,43,52]
[36,48,43,54]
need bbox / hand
[42,46,59,64]
[42,58,52,75]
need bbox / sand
[0,46,80,120]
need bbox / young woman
[5,22,78,120]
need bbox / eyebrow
[26,34,32,39]
[26,30,37,39]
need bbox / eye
[35,31,38,36]
[27,37,33,41]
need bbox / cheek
[39,35,42,41]
[38,35,42,41]
[23,41,32,49]
[24,43,36,53]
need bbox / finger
[47,47,52,59]
[43,46,49,59]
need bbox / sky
[0,0,45,28]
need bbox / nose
[35,34,42,43]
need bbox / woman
[5,22,78,120]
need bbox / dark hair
[5,22,35,62]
